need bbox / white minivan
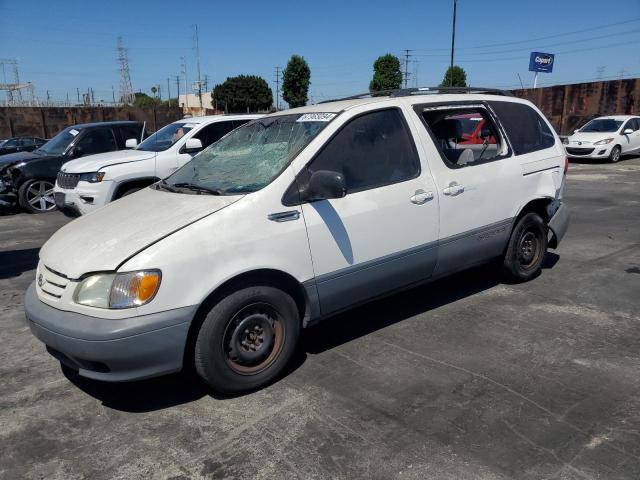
[53,114,262,215]
[26,88,570,394]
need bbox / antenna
[117,37,134,104]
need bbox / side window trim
[413,101,513,170]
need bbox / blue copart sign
[529,52,555,73]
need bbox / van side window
[307,109,420,193]
[420,107,503,167]
[489,101,555,155]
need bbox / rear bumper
[547,202,570,248]
[25,282,197,382]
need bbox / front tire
[194,286,300,395]
[18,179,57,213]
[609,145,621,163]
[502,213,548,282]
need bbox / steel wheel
[517,229,543,271]
[22,180,56,212]
[222,302,285,375]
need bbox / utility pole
[403,49,412,88]
[194,24,203,110]
[77,87,80,104]
[450,0,457,86]
[181,57,188,109]
[167,78,171,101]
[274,66,281,110]
[175,75,181,104]
[66,92,69,105]
[111,85,116,103]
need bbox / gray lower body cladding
[25,283,197,382]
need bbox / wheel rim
[222,302,285,375]
[517,229,543,271]
[26,181,56,211]
[612,148,620,162]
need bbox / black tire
[609,145,621,163]
[194,286,300,395]
[502,212,548,282]
[118,186,142,198]
[18,179,57,213]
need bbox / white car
[564,115,640,162]
[26,88,569,394]
[53,114,262,215]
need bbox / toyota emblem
[37,273,45,287]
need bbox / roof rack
[317,86,513,104]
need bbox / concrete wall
[513,78,640,135]
[0,106,184,139]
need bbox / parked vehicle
[0,121,145,213]
[25,88,570,394]
[563,115,640,162]
[54,115,261,216]
[0,136,47,156]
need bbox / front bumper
[565,144,612,159]
[25,282,197,382]
[53,180,113,216]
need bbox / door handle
[268,210,300,222]
[443,181,464,196]
[410,189,434,204]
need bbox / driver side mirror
[302,170,347,202]
[183,138,203,153]
[125,138,138,149]
[68,146,83,159]
[622,128,634,135]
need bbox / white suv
[564,115,640,162]
[53,114,262,215]
[26,88,570,394]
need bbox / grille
[566,147,595,155]
[38,264,71,300]
[57,172,80,189]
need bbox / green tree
[440,66,467,87]
[369,54,403,93]
[132,92,159,108]
[212,75,273,113]
[161,98,179,108]
[282,55,311,108]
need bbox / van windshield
[163,113,334,195]
[137,122,196,152]
[579,119,623,133]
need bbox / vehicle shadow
[0,248,40,279]
[63,253,561,410]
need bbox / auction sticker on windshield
[297,113,337,122]
[69,129,79,136]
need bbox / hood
[0,150,44,170]
[567,131,618,144]
[61,149,155,173]
[40,186,243,278]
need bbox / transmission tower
[403,49,412,88]
[0,59,33,105]
[117,37,134,104]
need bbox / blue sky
[1,0,639,104]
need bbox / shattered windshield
[163,113,335,195]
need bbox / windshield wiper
[172,182,223,195]
[156,179,179,192]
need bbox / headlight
[79,172,105,183]
[74,270,161,309]
[594,138,614,145]
[562,138,569,145]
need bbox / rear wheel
[502,213,547,282]
[609,145,621,163]
[194,286,300,395]
[18,179,56,213]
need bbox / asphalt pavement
[1,156,639,480]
